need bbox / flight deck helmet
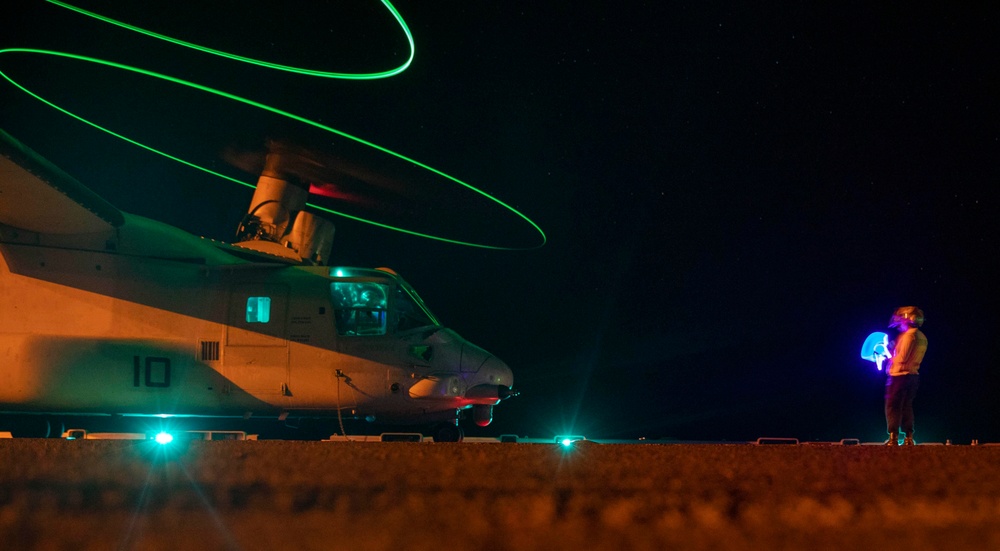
[889,306,925,329]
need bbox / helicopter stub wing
[0,129,124,235]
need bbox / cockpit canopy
[328,267,439,336]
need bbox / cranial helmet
[889,306,925,329]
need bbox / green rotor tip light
[0,1,545,250]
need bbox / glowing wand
[861,332,892,371]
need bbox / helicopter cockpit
[328,267,439,336]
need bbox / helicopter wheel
[14,415,54,438]
[431,422,464,443]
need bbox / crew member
[885,306,928,446]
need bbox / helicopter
[0,129,516,441]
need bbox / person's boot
[903,433,915,446]
[885,432,899,446]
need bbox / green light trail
[46,0,415,80]
[0,48,546,249]
[1,0,546,248]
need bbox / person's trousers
[885,374,920,435]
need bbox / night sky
[2,1,998,442]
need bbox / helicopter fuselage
[0,132,514,441]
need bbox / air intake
[200,341,220,361]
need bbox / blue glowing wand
[861,332,892,371]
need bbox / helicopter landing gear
[431,421,464,442]
[12,415,58,438]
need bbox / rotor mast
[234,143,335,265]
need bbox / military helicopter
[0,129,516,441]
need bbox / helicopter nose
[464,354,517,405]
[479,355,513,388]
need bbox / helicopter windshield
[393,280,438,331]
[329,268,439,336]
[330,281,388,336]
